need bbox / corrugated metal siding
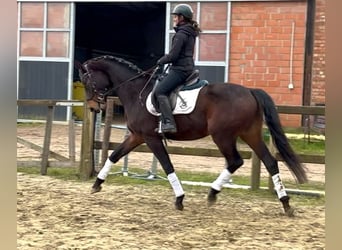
[196,66,225,83]
[18,61,69,120]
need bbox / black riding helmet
[171,4,193,20]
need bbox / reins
[105,65,158,97]
[138,64,171,105]
[138,65,161,106]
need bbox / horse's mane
[87,55,143,74]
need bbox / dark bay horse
[78,55,307,216]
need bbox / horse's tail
[251,88,308,184]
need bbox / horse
[77,55,307,216]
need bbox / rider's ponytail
[190,20,202,34]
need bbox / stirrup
[156,120,163,134]
[161,123,177,133]
[155,120,177,134]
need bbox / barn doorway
[74,2,166,69]
[73,2,166,118]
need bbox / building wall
[311,0,326,105]
[18,2,72,120]
[228,1,307,127]
[17,0,326,126]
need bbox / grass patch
[281,127,324,155]
[17,165,325,207]
[238,127,325,156]
[288,138,325,155]
[17,166,81,182]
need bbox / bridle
[82,64,160,105]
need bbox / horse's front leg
[145,138,185,210]
[91,132,144,194]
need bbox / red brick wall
[311,0,326,105]
[229,1,307,127]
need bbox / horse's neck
[114,75,154,110]
[104,59,154,109]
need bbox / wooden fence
[17,98,325,190]
[82,97,325,188]
[17,99,83,174]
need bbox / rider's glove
[157,56,168,66]
[157,59,163,66]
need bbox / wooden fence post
[41,105,55,175]
[268,135,276,192]
[250,128,266,190]
[101,97,114,166]
[250,151,261,190]
[68,117,76,162]
[79,102,95,180]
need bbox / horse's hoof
[207,188,220,206]
[284,207,295,217]
[207,196,216,206]
[175,195,184,211]
[280,196,294,217]
[90,185,102,194]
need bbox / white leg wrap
[167,172,184,197]
[97,158,113,180]
[211,169,232,191]
[272,173,287,199]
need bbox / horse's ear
[74,60,86,74]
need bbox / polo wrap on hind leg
[272,173,287,199]
[211,169,232,191]
[97,158,114,180]
[167,172,184,197]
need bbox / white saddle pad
[146,87,203,116]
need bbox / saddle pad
[146,87,203,116]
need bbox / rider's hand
[157,59,163,66]
[157,56,167,66]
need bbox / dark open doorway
[73,2,166,117]
[74,2,166,71]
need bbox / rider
[155,4,201,133]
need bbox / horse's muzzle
[87,100,102,113]
[87,100,107,113]
[90,107,101,113]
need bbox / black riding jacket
[158,23,198,73]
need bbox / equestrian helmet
[171,4,193,20]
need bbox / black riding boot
[157,95,177,133]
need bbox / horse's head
[76,55,156,113]
[77,61,112,112]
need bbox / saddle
[151,70,209,111]
[179,69,201,90]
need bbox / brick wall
[311,0,326,105]
[229,1,307,127]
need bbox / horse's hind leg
[261,145,294,216]
[241,133,294,216]
[208,136,244,205]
